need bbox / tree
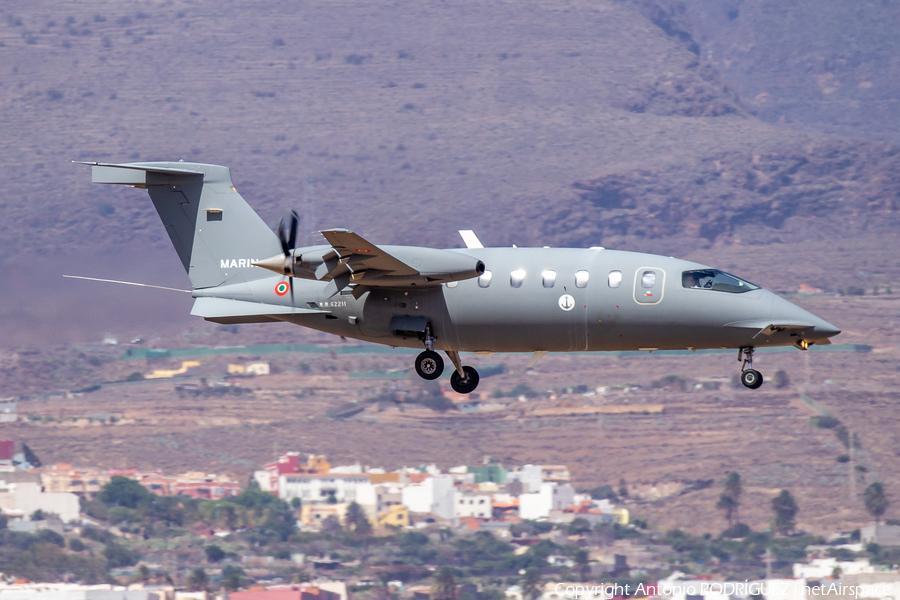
[521,567,542,600]
[618,478,628,498]
[568,517,591,535]
[22,442,42,467]
[574,548,590,581]
[221,565,245,591]
[205,544,226,563]
[99,476,152,509]
[717,472,742,527]
[104,541,140,568]
[345,501,373,536]
[188,568,208,592]
[716,495,737,528]
[864,483,889,524]
[431,566,458,600]
[772,490,798,535]
[321,514,342,534]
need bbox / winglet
[459,230,484,249]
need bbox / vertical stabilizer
[86,161,282,289]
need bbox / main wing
[255,229,485,296]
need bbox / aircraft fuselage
[276,247,836,353]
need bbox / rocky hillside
[0,0,898,343]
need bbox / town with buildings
[0,439,897,600]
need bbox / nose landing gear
[738,347,763,389]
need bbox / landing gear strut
[412,326,480,394]
[414,324,443,380]
[738,347,763,389]
[446,350,480,395]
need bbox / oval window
[542,270,556,288]
[575,270,590,288]
[510,269,526,288]
[641,271,657,288]
[608,270,622,288]
[478,271,492,288]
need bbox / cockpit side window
[682,269,759,293]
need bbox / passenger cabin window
[510,269,526,288]
[478,271,492,288]
[682,269,759,293]
[542,270,556,288]
[575,270,589,288]
[641,271,657,288]
[608,270,622,288]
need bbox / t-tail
[82,161,282,289]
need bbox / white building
[448,465,476,485]
[0,402,16,423]
[507,465,543,493]
[861,524,900,547]
[519,483,575,520]
[0,473,79,522]
[793,557,876,578]
[454,490,492,519]
[279,473,372,504]
[0,583,171,600]
[401,475,454,520]
[245,363,270,376]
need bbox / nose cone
[768,293,840,341]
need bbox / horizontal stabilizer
[78,161,204,186]
[191,297,327,324]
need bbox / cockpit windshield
[682,269,759,293]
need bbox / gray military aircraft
[77,160,840,394]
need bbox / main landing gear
[413,325,480,394]
[738,347,763,389]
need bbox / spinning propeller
[277,210,299,301]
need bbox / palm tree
[724,472,742,522]
[431,566,458,600]
[864,483,889,524]
[717,494,737,528]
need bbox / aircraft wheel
[450,366,480,394]
[740,369,763,389]
[415,351,444,380]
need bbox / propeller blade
[287,210,299,252]
[277,216,290,256]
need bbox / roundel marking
[558,294,575,311]
[275,281,290,296]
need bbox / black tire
[450,366,480,394]
[740,369,763,389]
[415,351,444,380]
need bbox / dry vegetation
[2,295,898,534]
